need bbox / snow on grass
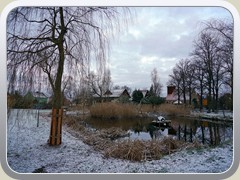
[7,109,233,173]
[190,110,233,121]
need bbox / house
[165,86,189,104]
[47,95,72,107]
[23,91,50,109]
[32,91,49,104]
[93,89,131,102]
[165,86,200,105]
[165,86,178,104]
[139,90,150,98]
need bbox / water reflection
[84,116,233,145]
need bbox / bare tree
[88,68,112,100]
[203,20,233,110]
[185,59,196,105]
[192,57,207,110]
[167,19,233,110]
[150,68,163,96]
[191,19,233,112]
[192,31,220,112]
[7,7,132,145]
[175,59,189,104]
[168,67,182,105]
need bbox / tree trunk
[48,7,65,146]
[200,83,203,111]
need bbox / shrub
[132,90,143,103]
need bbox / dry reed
[157,104,192,116]
[90,102,138,119]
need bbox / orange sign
[203,99,207,106]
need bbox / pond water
[84,116,233,145]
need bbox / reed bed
[90,102,138,119]
[63,115,201,162]
[157,104,192,116]
[104,137,195,161]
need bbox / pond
[84,116,233,145]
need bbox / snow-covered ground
[190,110,233,121]
[7,109,233,173]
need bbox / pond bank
[7,109,233,173]
[144,109,233,122]
[190,110,233,122]
[62,115,194,161]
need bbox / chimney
[167,86,175,95]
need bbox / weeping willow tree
[7,7,132,145]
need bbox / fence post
[201,125,205,144]
[190,128,193,142]
[209,122,213,145]
[178,125,181,140]
[184,124,187,142]
[37,109,40,127]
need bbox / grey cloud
[109,7,232,96]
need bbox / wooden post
[184,124,187,142]
[178,125,181,140]
[49,108,63,146]
[216,124,220,145]
[213,123,218,145]
[201,125,205,144]
[209,122,213,145]
[190,128,193,142]
[36,109,40,127]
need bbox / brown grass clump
[100,127,130,140]
[157,104,192,116]
[105,140,145,161]
[62,115,85,133]
[104,137,192,162]
[90,102,138,119]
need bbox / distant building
[165,85,200,105]
[48,95,71,106]
[165,86,189,104]
[93,89,131,102]
[139,90,150,98]
[23,91,50,109]
[32,91,49,104]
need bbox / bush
[132,90,143,103]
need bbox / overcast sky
[108,7,232,97]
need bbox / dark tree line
[168,19,233,111]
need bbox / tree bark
[49,7,66,146]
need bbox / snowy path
[7,109,233,173]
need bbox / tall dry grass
[90,102,192,119]
[157,104,192,116]
[90,102,138,119]
[104,137,196,161]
